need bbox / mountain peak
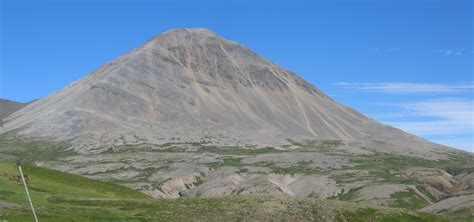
[161,28,218,36]
[148,28,220,44]
[136,28,245,57]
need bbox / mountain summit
[0,28,456,157]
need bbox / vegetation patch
[198,145,284,155]
[286,139,345,153]
[390,189,429,209]
[192,176,203,187]
[0,162,149,205]
[336,207,450,222]
[415,184,437,202]
[337,186,364,201]
[0,135,76,162]
[263,161,323,175]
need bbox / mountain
[0,28,472,214]
[0,99,28,126]
[0,28,458,158]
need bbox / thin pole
[18,164,39,222]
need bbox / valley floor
[0,163,471,222]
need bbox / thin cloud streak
[387,120,472,136]
[437,49,465,56]
[381,98,474,151]
[335,82,474,94]
[384,99,473,135]
[334,82,474,151]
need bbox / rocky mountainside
[0,28,472,217]
[0,28,458,158]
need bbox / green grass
[259,161,323,175]
[285,139,345,153]
[198,145,284,155]
[206,157,244,168]
[416,184,437,202]
[335,186,432,211]
[346,153,474,185]
[207,158,323,175]
[192,176,203,187]
[335,207,452,222]
[336,186,364,201]
[330,171,368,184]
[99,142,285,156]
[2,195,456,222]
[390,189,429,209]
[0,163,149,204]
[0,138,75,162]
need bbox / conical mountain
[0,28,458,157]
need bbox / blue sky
[1,0,472,151]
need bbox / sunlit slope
[0,162,149,203]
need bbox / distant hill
[0,99,28,126]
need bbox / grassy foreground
[0,162,467,222]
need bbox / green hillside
[0,162,467,222]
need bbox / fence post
[17,161,39,222]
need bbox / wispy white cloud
[335,82,474,94]
[383,99,473,131]
[403,99,472,120]
[381,98,474,151]
[437,49,465,56]
[334,81,474,151]
[385,98,474,135]
[387,120,472,136]
[370,48,468,56]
